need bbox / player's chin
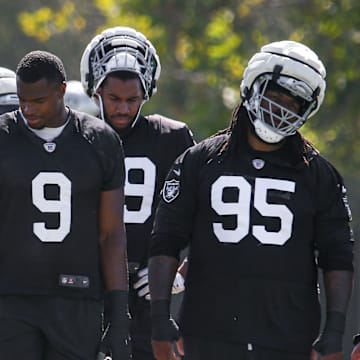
[26,118,46,129]
[109,117,133,131]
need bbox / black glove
[151,299,180,341]
[353,334,360,346]
[98,290,132,360]
[313,311,345,355]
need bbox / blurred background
[2,0,359,357]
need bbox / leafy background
[2,0,359,355]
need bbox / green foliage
[4,0,358,169]
[19,3,86,42]
[1,0,359,181]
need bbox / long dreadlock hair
[211,102,318,166]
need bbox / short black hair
[16,50,66,84]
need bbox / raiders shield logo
[252,158,265,170]
[43,142,56,153]
[162,179,180,203]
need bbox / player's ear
[96,87,103,97]
[60,81,66,97]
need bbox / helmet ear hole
[242,86,251,100]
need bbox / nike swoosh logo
[173,169,181,176]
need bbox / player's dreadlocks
[213,102,318,166]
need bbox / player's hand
[171,272,185,295]
[311,312,345,360]
[133,267,150,300]
[152,338,184,360]
[98,321,131,360]
[311,333,343,360]
[151,299,181,360]
[351,342,360,360]
[99,290,132,360]
[310,348,343,360]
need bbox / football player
[80,26,195,360]
[0,66,19,114]
[148,40,354,360]
[0,50,130,360]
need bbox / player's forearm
[100,231,129,292]
[98,188,129,292]
[323,270,353,313]
[149,255,178,300]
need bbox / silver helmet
[0,67,19,114]
[64,80,99,116]
[240,40,326,143]
[80,26,161,101]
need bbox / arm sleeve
[314,158,354,271]
[150,147,199,260]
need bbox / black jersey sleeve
[312,156,354,271]
[150,136,224,260]
[150,146,200,260]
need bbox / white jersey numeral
[211,176,295,245]
[124,157,156,223]
[32,172,72,242]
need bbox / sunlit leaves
[237,0,265,17]
[14,0,360,176]
[18,2,85,42]
[94,0,120,18]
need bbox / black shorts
[0,295,102,360]
[183,337,310,360]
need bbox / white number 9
[124,157,156,224]
[32,172,71,242]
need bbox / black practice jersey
[150,134,353,353]
[0,109,125,299]
[120,114,194,267]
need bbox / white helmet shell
[64,80,99,116]
[0,67,19,114]
[240,40,326,143]
[80,26,161,101]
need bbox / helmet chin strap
[129,99,146,129]
[94,94,105,121]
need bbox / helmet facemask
[244,74,317,143]
[91,41,155,101]
[81,27,161,102]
